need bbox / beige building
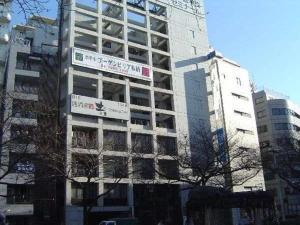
[208,50,266,225]
[253,89,300,221]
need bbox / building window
[157,136,177,156]
[149,2,167,17]
[234,110,251,118]
[72,126,98,149]
[103,183,128,206]
[272,108,300,118]
[236,128,254,135]
[132,158,155,179]
[10,125,35,144]
[71,154,99,177]
[258,125,268,134]
[127,0,145,10]
[103,130,127,152]
[127,10,146,27]
[102,2,123,20]
[131,133,153,153]
[151,34,169,52]
[260,140,270,149]
[272,108,287,116]
[232,93,249,101]
[73,76,97,98]
[236,77,242,86]
[7,184,33,204]
[257,110,266,119]
[14,75,38,95]
[103,156,128,178]
[274,123,292,131]
[255,96,264,105]
[128,27,147,46]
[71,182,98,206]
[12,99,37,119]
[158,160,179,179]
[191,46,197,55]
[150,17,167,34]
[190,29,195,39]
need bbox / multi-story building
[0,0,12,89]
[253,89,300,221]
[0,16,58,225]
[207,50,266,224]
[59,0,210,224]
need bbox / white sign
[15,162,35,173]
[165,0,202,14]
[72,48,152,81]
[71,94,130,120]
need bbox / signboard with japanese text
[167,0,202,14]
[71,94,130,121]
[72,48,152,81]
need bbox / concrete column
[123,1,128,60]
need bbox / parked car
[99,218,139,225]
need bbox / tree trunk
[83,204,89,225]
[204,207,211,225]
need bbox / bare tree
[6,0,52,21]
[37,136,135,225]
[0,92,38,194]
[156,125,263,189]
[153,126,264,225]
[261,134,300,192]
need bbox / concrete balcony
[2,204,34,216]
[11,117,37,126]
[12,38,31,53]
[15,69,40,78]
[0,32,9,44]
[0,11,11,23]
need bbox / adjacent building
[253,89,300,221]
[207,51,266,224]
[0,16,59,225]
[0,0,12,88]
[59,0,210,224]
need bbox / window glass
[149,2,166,17]
[127,10,146,27]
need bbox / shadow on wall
[175,55,210,137]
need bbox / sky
[11,0,300,104]
[204,0,300,105]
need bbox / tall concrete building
[253,90,300,221]
[59,0,210,224]
[207,51,266,224]
[0,16,59,225]
[0,0,12,88]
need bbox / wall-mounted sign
[71,94,129,121]
[72,48,152,81]
[158,0,201,15]
[15,162,35,173]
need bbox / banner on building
[71,94,130,120]
[216,128,227,162]
[167,0,202,15]
[72,48,152,81]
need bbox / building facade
[0,16,58,225]
[253,90,300,221]
[208,51,266,224]
[59,0,210,224]
[0,0,12,88]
